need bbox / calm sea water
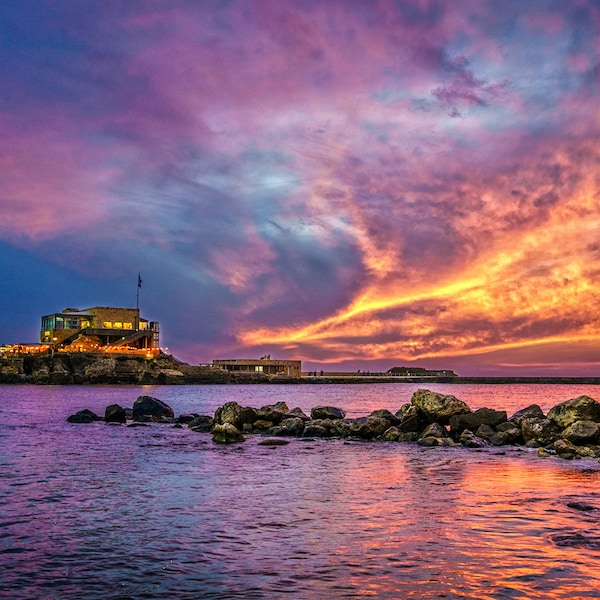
[2,383,600,599]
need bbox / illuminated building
[213,356,301,378]
[40,307,159,351]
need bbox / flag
[138,273,142,288]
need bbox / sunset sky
[1,1,600,375]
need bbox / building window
[113,322,122,329]
[123,323,133,330]
[103,321,112,328]
[255,366,263,372]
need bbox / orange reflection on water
[327,445,600,598]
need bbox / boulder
[449,408,507,437]
[553,439,577,459]
[357,416,393,439]
[509,404,545,426]
[382,426,401,441]
[520,417,561,446]
[547,396,600,428]
[213,402,244,428]
[490,426,522,446]
[302,424,330,437]
[370,409,400,425]
[459,430,489,448]
[211,423,245,444]
[311,406,346,420]
[285,407,310,421]
[176,413,199,424]
[411,389,471,425]
[256,403,288,424]
[188,415,214,432]
[419,422,448,439]
[562,420,600,445]
[105,404,127,424]
[67,409,101,423]
[239,406,259,426]
[396,404,423,432]
[267,417,305,437]
[474,423,496,441]
[132,395,174,421]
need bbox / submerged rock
[67,409,102,423]
[105,404,127,424]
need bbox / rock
[554,438,578,459]
[450,408,507,437]
[396,404,423,432]
[420,422,448,439]
[188,415,214,432]
[459,430,489,448]
[490,426,522,446]
[104,404,127,424]
[520,417,561,446]
[213,402,244,428]
[267,417,305,436]
[239,406,259,426]
[370,409,400,425]
[475,423,496,441]
[311,406,346,420]
[562,420,600,445]
[284,407,310,421]
[547,396,600,428]
[382,426,401,441]
[176,413,198,424]
[256,404,288,424]
[411,389,471,425]
[211,423,245,444]
[509,404,545,426]
[418,436,453,447]
[132,395,174,421]
[67,409,101,423]
[252,419,274,431]
[302,424,330,437]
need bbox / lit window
[123,322,133,330]
[113,322,122,328]
[103,321,112,328]
[256,366,263,372]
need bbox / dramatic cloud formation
[1,0,599,374]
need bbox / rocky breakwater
[67,389,600,461]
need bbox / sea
[2,382,600,599]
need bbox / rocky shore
[68,389,600,461]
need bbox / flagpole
[136,272,142,310]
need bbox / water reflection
[2,386,600,599]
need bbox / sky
[1,0,600,375]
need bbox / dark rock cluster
[67,389,600,460]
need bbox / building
[213,356,302,378]
[40,306,159,352]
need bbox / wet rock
[475,423,496,441]
[450,408,507,437]
[550,532,600,549]
[67,409,101,423]
[553,438,578,459]
[188,415,214,432]
[396,404,423,432]
[311,406,346,420]
[284,407,310,421]
[267,417,305,436]
[239,406,259,426]
[562,420,600,445]
[420,422,448,439]
[176,413,199,424]
[132,395,174,421]
[547,396,600,428]
[212,423,245,444]
[459,429,489,448]
[509,404,545,426]
[418,436,454,447]
[105,404,127,424]
[252,419,274,431]
[370,409,400,425]
[213,401,244,428]
[490,426,522,446]
[257,403,288,424]
[411,389,471,425]
[382,426,401,441]
[566,502,598,512]
[398,431,420,443]
[520,417,561,446]
[302,424,330,437]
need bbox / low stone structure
[66,389,600,461]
